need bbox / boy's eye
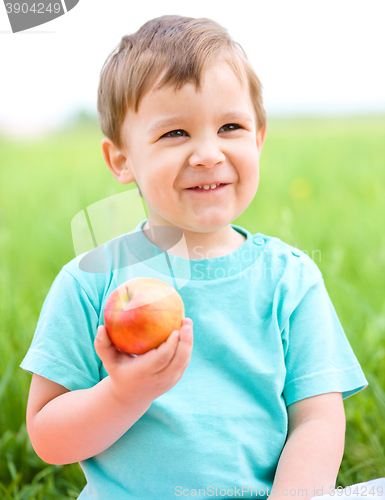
[160,123,241,138]
[162,129,187,138]
[219,123,241,132]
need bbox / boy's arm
[27,372,152,465]
[26,320,193,465]
[269,392,346,500]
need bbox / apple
[103,277,185,354]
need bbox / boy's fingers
[142,329,180,373]
[166,323,193,373]
[150,323,193,379]
[94,325,119,366]
[96,321,193,373]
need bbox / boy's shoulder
[57,223,151,299]
[258,232,315,259]
[252,230,323,282]
[58,249,113,303]
[61,224,143,284]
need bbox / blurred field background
[0,114,384,498]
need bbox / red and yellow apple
[103,277,185,354]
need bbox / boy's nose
[188,141,226,168]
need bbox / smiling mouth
[187,183,228,191]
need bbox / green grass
[0,115,384,496]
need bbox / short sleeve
[20,268,102,391]
[282,278,368,407]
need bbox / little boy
[21,14,375,500]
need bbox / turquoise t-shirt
[20,220,368,499]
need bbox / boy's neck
[142,221,246,260]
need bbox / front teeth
[198,183,221,189]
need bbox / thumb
[94,325,119,367]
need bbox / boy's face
[103,60,266,240]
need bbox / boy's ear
[101,137,135,184]
[256,126,267,155]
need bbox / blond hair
[97,15,267,150]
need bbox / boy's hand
[94,318,193,406]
